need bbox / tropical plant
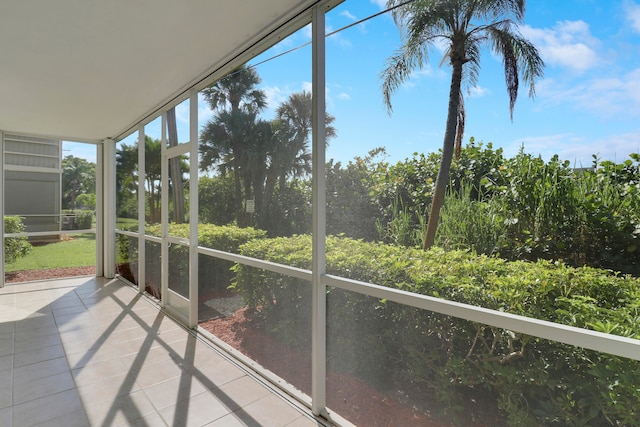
[235,234,640,426]
[4,216,32,264]
[115,141,138,219]
[326,148,389,241]
[62,155,96,209]
[381,0,544,250]
[198,175,237,225]
[200,65,268,227]
[266,91,335,198]
[259,91,336,233]
[144,136,162,224]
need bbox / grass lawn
[117,217,138,230]
[5,233,96,272]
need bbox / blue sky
[69,0,640,168]
[250,0,640,166]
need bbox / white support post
[161,112,169,307]
[103,138,116,278]
[58,141,62,236]
[95,142,104,277]
[311,4,327,417]
[0,131,4,287]
[137,125,146,293]
[189,88,199,328]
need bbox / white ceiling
[0,1,325,142]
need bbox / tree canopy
[381,0,544,249]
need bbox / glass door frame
[160,91,199,328]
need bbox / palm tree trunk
[239,173,253,227]
[231,154,243,224]
[167,109,186,223]
[423,60,464,250]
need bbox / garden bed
[4,266,96,283]
[199,302,499,427]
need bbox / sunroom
[2,1,640,426]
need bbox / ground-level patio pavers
[0,276,328,427]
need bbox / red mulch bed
[200,305,455,427]
[4,266,96,283]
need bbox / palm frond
[486,24,543,118]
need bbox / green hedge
[4,216,32,264]
[143,223,266,296]
[75,210,94,229]
[234,235,640,426]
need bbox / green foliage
[3,216,32,264]
[260,178,312,237]
[233,235,640,426]
[326,148,386,241]
[198,175,237,226]
[143,223,266,294]
[75,193,96,210]
[476,149,640,275]
[371,151,438,238]
[116,141,138,219]
[370,141,640,276]
[62,155,96,209]
[74,210,94,229]
[436,183,507,255]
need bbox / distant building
[3,133,62,239]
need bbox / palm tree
[201,65,266,115]
[269,91,336,193]
[200,65,267,226]
[381,0,544,250]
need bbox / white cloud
[398,63,449,89]
[175,101,190,124]
[537,68,640,119]
[624,0,640,33]
[468,86,490,98]
[506,132,576,158]
[415,65,434,78]
[261,82,315,117]
[302,23,312,40]
[508,131,640,165]
[338,92,351,101]
[371,0,387,10]
[563,134,639,165]
[197,93,213,124]
[326,24,352,48]
[340,10,357,21]
[520,20,600,73]
[262,85,288,112]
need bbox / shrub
[326,150,385,241]
[75,193,96,210]
[233,235,640,426]
[74,210,94,229]
[4,216,32,264]
[144,223,267,295]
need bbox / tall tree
[200,65,267,226]
[381,0,544,250]
[266,91,336,198]
[115,143,138,218]
[62,155,96,209]
[144,136,162,224]
[259,91,337,233]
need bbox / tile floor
[0,276,329,427]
